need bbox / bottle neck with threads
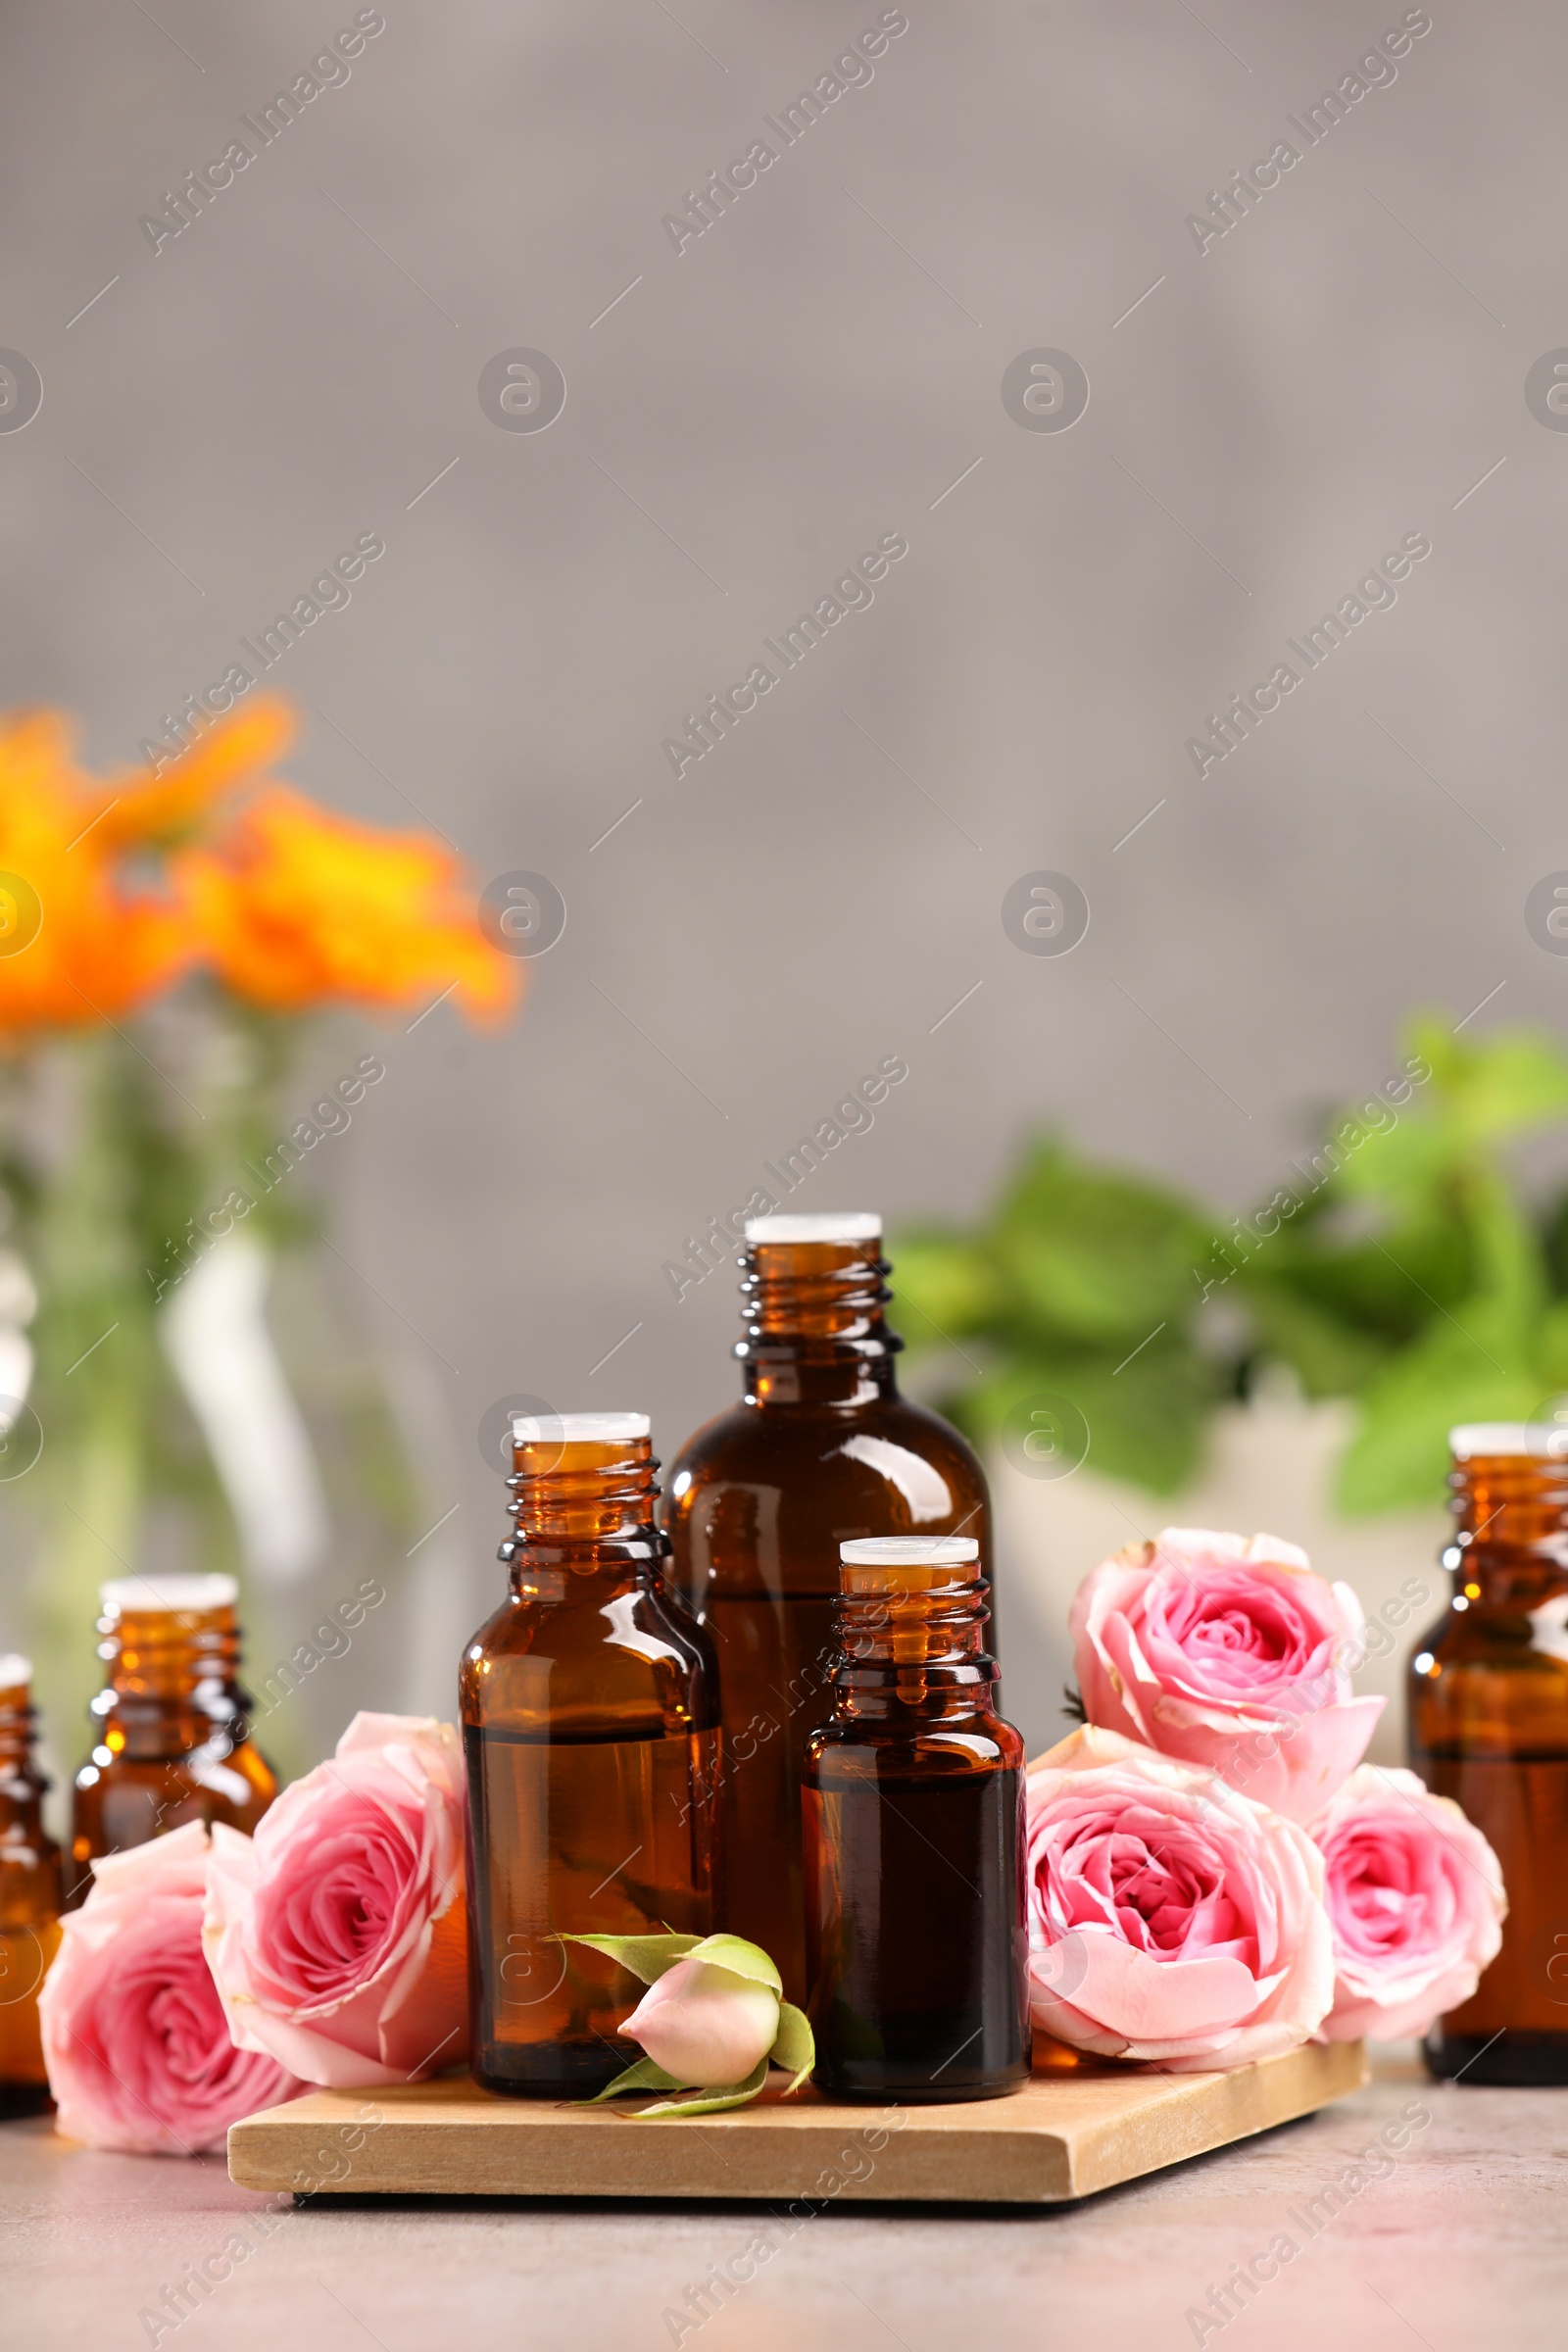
[0,1656,48,1838]
[1444,1425,1568,1608]
[829,1537,998,1723]
[89,1575,251,1763]
[503,1412,666,1592]
[736,1213,903,1407]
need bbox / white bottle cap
[744,1212,882,1244]
[0,1653,31,1689]
[511,1411,650,1444]
[99,1574,239,1612]
[1449,1423,1568,1459]
[840,1536,980,1566]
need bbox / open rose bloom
[38,1823,301,2154]
[1070,1529,1384,1825]
[1026,1726,1334,2069]
[1314,1765,1507,2040]
[205,1712,467,2087]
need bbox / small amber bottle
[667,1213,992,2005]
[0,1656,63,2116]
[69,1574,276,1904]
[462,1412,719,2097]
[805,1536,1029,2102]
[1409,1424,1568,2084]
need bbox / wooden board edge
[1064,2038,1370,2200]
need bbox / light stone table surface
[5,2051,1564,2352]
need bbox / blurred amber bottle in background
[805,1538,1029,2102]
[666,1213,992,2004]
[1409,1423,1568,2083]
[69,1574,275,1904]
[463,1413,718,2096]
[0,1656,62,2115]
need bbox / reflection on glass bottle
[0,1656,62,2115]
[667,1212,992,2005]
[463,1412,718,2096]
[1409,1423,1568,2083]
[805,1537,1029,2102]
[69,1574,275,1903]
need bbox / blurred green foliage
[892,1013,1568,1514]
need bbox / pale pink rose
[204,1712,467,2087]
[1313,1765,1507,2041]
[622,1958,781,2087]
[1025,1725,1334,2070]
[1069,1528,1384,1825]
[38,1822,301,2154]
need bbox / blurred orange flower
[0,698,517,1038]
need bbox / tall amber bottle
[1409,1424,1568,2083]
[69,1574,275,1904]
[0,1657,62,2116]
[462,1412,718,2096]
[666,1213,992,2004]
[805,1538,1029,2102]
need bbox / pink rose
[1313,1765,1507,2041]
[204,1712,467,2087]
[1026,1726,1334,2070]
[622,1956,782,2087]
[1070,1528,1384,1825]
[37,1822,301,2154]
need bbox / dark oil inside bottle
[806,1542,1028,2103]
[462,1419,718,2096]
[68,1578,275,1907]
[668,1223,992,2004]
[1409,1433,1568,2083]
[0,1660,62,2115]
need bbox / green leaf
[1338,1308,1543,1514]
[557,1933,702,1986]
[630,2057,771,2120]
[1242,1279,1391,1399]
[582,2055,685,2103]
[768,2001,815,2094]
[988,1140,1216,1346]
[681,1935,783,1995]
[889,1232,1004,1350]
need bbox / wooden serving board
[227,2038,1367,2206]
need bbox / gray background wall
[2,0,1562,1763]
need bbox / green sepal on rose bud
[561,1932,813,2116]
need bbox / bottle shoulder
[461,1582,717,1728]
[806,1712,1024,1777]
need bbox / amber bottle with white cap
[805,1536,1028,2101]
[1409,1422,1568,2083]
[666,1213,992,2003]
[69,1574,276,1903]
[462,1412,718,2095]
[0,1655,62,2114]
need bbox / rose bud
[1069,1528,1384,1825]
[1026,1725,1334,2070]
[1313,1765,1507,2040]
[204,1712,467,2087]
[38,1822,301,2154]
[621,1956,781,2087]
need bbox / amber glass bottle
[463,1412,718,2096]
[667,1213,992,2005]
[0,1656,62,2116]
[1409,1424,1568,2084]
[805,1537,1028,2101]
[69,1574,275,1905]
